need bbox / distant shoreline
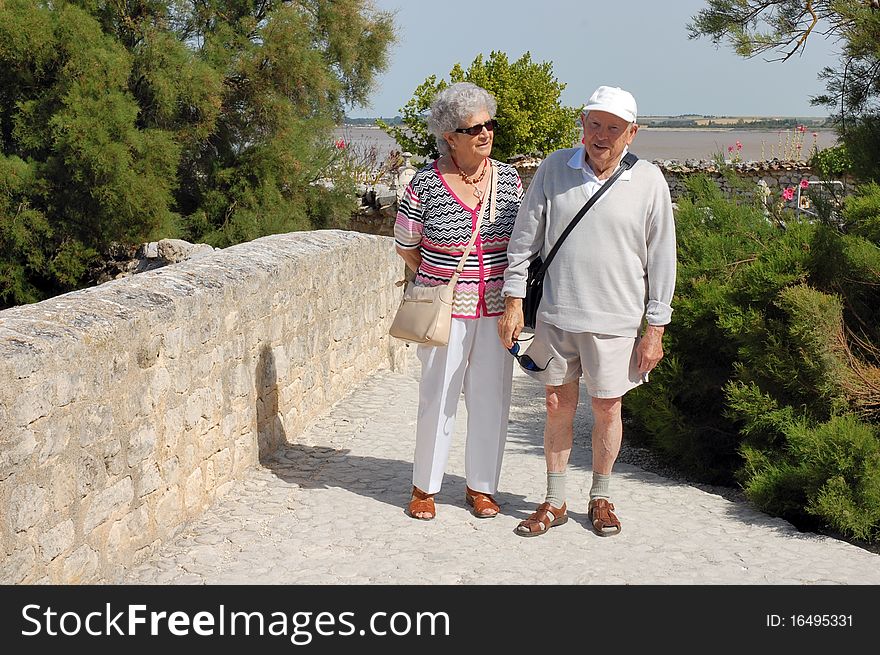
[638,126,835,132]
[343,116,834,130]
[335,125,839,163]
[341,124,835,131]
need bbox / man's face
[582,110,638,174]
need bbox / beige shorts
[519,321,643,398]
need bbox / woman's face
[445,109,494,162]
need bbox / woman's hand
[498,297,524,349]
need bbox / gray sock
[590,472,611,500]
[545,472,566,508]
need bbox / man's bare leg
[545,380,580,472]
[590,396,622,474]
[514,380,580,536]
[589,395,623,535]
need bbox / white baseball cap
[583,86,637,123]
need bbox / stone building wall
[0,230,409,583]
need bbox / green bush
[627,174,810,484]
[809,143,853,179]
[625,172,880,541]
[839,182,880,245]
[839,116,880,184]
[808,224,880,360]
[738,403,880,541]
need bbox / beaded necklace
[450,154,488,202]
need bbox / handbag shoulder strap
[536,151,638,277]
[448,161,495,287]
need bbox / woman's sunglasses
[507,339,553,372]
[454,119,498,136]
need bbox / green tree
[0,0,395,308]
[1,0,182,303]
[688,1,846,63]
[378,51,578,161]
[167,0,395,246]
[688,1,880,180]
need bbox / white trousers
[413,316,514,495]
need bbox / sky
[346,0,842,119]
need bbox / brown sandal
[465,486,500,518]
[515,502,568,537]
[588,498,621,536]
[407,486,436,520]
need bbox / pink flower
[335,138,346,149]
[800,179,809,189]
[797,125,806,132]
[812,132,818,137]
[728,146,734,153]
[782,187,795,201]
[736,140,742,150]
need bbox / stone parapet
[0,230,410,583]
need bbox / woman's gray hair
[426,82,497,157]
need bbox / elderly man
[498,85,677,537]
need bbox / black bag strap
[532,152,638,280]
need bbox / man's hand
[498,296,524,349]
[636,324,665,374]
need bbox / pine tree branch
[765,0,819,63]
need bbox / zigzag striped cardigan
[394,160,523,318]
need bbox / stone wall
[655,160,831,202]
[0,230,409,583]
[515,158,839,203]
[348,157,839,238]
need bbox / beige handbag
[389,162,496,347]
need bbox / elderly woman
[394,82,523,520]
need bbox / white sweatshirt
[502,147,677,337]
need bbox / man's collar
[567,145,633,181]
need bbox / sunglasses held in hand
[508,340,552,372]
[454,119,498,136]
